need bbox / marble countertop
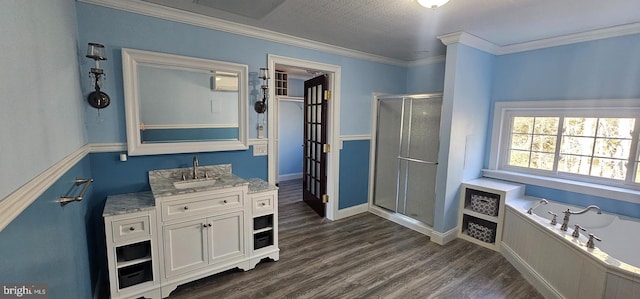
[103,191,155,217]
[148,164,249,198]
[247,178,278,194]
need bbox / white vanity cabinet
[162,210,245,278]
[104,167,279,299]
[248,184,279,268]
[103,192,161,299]
[155,186,251,297]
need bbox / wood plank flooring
[168,179,542,299]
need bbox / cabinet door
[163,218,208,277]
[208,211,244,265]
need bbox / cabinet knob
[223,200,227,204]
[202,224,207,228]
[129,227,135,231]
[184,206,189,210]
[208,223,212,227]
[261,202,266,206]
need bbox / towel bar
[60,178,93,206]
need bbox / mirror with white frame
[122,48,248,155]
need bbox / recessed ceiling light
[417,0,451,9]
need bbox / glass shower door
[373,96,441,227]
[398,98,441,226]
[373,99,403,211]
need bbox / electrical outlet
[253,144,268,156]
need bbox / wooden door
[303,75,329,217]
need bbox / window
[489,100,640,192]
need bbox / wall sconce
[254,68,269,113]
[86,43,110,109]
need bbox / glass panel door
[373,99,403,211]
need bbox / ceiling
[141,0,640,62]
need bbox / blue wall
[406,61,446,94]
[0,0,86,202]
[487,34,640,218]
[435,43,495,233]
[76,2,407,143]
[278,100,304,178]
[339,140,371,209]
[0,157,94,299]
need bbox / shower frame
[367,93,443,237]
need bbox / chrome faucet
[527,198,548,214]
[192,155,199,179]
[560,205,602,231]
[569,205,602,215]
[586,233,601,249]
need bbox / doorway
[267,55,341,220]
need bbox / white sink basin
[173,178,217,189]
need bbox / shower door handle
[397,156,438,165]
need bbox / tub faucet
[527,198,548,214]
[568,205,602,215]
[560,205,602,231]
[192,155,199,179]
[586,233,601,249]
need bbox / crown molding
[497,22,640,55]
[78,0,408,67]
[79,1,640,65]
[437,32,500,54]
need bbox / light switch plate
[253,144,268,156]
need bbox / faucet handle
[586,233,601,249]
[205,171,209,179]
[571,224,586,238]
[181,173,186,181]
[547,211,557,225]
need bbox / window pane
[511,134,532,150]
[560,136,594,155]
[530,153,554,170]
[593,138,632,159]
[590,158,627,180]
[564,118,597,136]
[532,135,556,153]
[534,117,559,135]
[509,150,530,167]
[558,155,591,175]
[635,163,640,183]
[597,118,635,138]
[513,117,533,133]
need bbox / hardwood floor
[168,179,542,299]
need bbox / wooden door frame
[267,54,341,221]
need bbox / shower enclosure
[372,94,442,227]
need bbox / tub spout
[560,205,602,231]
[568,205,602,215]
[527,198,549,214]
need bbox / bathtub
[502,196,640,299]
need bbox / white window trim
[485,99,640,204]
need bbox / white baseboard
[278,172,302,181]
[430,227,458,245]
[500,242,563,299]
[335,203,368,220]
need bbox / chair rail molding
[0,144,91,231]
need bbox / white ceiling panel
[141,0,640,61]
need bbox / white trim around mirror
[122,48,248,156]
